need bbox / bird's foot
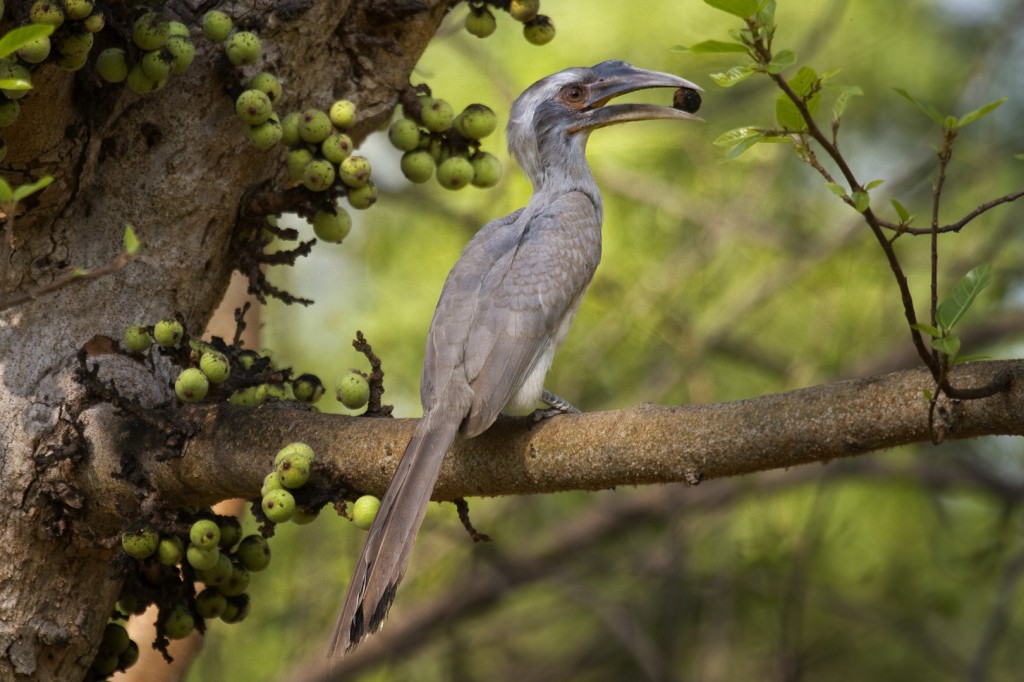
[531,390,581,422]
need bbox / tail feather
[331,407,462,656]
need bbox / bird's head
[508,60,702,191]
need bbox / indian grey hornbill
[332,60,702,655]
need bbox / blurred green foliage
[190,0,1024,679]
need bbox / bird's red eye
[558,83,587,107]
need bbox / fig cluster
[115,512,269,663]
[278,101,376,243]
[86,621,138,679]
[0,0,113,141]
[122,320,325,407]
[390,95,502,191]
[464,0,555,45]
[258,442,321,524]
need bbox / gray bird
[332,60,701,655]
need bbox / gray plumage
[332,61,701,656]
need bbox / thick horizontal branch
[80,360,1024,521]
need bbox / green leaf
[11,176,54,202]
[712,127,762,148]
[710,65,755,88]
[713,128,764,161]
[788,66,817,97]
[936,264,992,330]
[865,179,884,190]
[891,198,910,222]
[893,88,943,124]
[852,190,870,212]
[0,78,31,92]
[957,97,1006,129]
[123,224,140,256]
[826,182,847,198]
[720,135,763,161]
[703,0,761,18]
[932,335,961,358]
[0,24,55,61]
[819,68,841,84]
[831,85,862,119]
[766,49,796,74]
[1015,153,1024,161]
[910,322,941,338]
[775,94,805,131]
[756,0,777,27]
[683,40,749,54]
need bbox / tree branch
[79,360,1024,524]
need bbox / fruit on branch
[388,117,421,151]
[338,155,372,188]
[175,368,209,403]
[508,0,540,22]
[400,149,434,183]
[261,488,296,523]
[96,47,128,83]
[249,71,282,103]
[189,519,221,550]
[132,11,170,51]
[436,155,474,190]
[301,158,336,192]
[465,6,496,38]
[455,103,497,139]
[166,35,196,73]
[346,181,378,209]
[523,14,555,45]
[225,31,261,66]
[470,151,502,188]
[235,89,273,125]
[320,133,353,164]
[352,495,381,530]
[153,319,184,347]
[420,96,455,132]
[329,99,356,129]
[201,10,233,43]
[298,108,332,144]
[121,526,159,559]
[122,323,152,353]
[312,207,352,243]
[335,371,370,409]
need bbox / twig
[0,249,134,313]
[353,331,394,418]
[876,189,1024,235]
[747,29,937,376]
[452,498,490,543]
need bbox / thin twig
[0,249,134,313]
[877,190,1024,236]
[746,24,937,375]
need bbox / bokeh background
[188,0,1024,679]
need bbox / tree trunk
[0,1,452,678]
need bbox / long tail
[330,407,462,656]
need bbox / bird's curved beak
[571,60,703,134]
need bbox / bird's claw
[531,390,580,422]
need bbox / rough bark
[71,360,1024,513]
[0,1,453,679]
